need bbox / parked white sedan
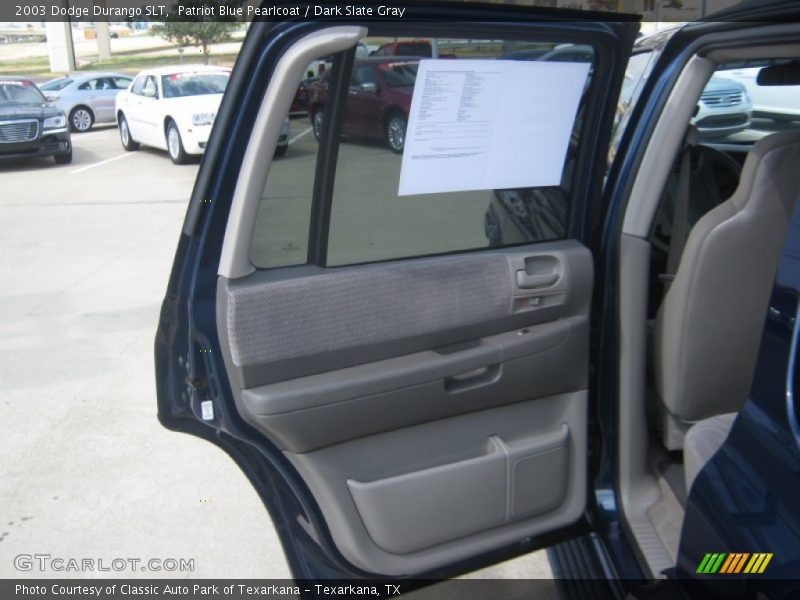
[115,65,231,164]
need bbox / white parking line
[289,127,313,145]
[70,152,134,175]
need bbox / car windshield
[161,72,229,98]
[40,77,73,91]
[608,50,659,163]
[379,62,418,87]
[0,80,46,104]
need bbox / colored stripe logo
[697,553,773,574]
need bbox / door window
[249,35,602,269]
[79,78,115,91]
[609,49,657,163]
[78,79,99,91]
[112,77,132,90]
[130,75,146,96]
[352,66,378,87]
[142,76,158,98]
[39,77,72,91]
[713,59,800,143]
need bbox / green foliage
[151,10,239,64]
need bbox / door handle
[444,364,501,393]
[516,271,558,289]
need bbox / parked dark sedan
[0,78,72,164]
[306,57,418,153]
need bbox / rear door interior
[158,10,638,578]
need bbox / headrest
[757,61,800,86]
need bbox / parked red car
[289,78,312,115]
[306,57,419,153]
[371,40,433,57]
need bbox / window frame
[251,24,627,271]
[78,78,101,91]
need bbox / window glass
[40,77,73,91]
[0,80,45,104]
[326,37,593,266]
[249,109,316,268]
[250,108,316,268]
[142,76,158,98]
[161,72,229,98]
[78,79,101,91]
[396,42,432,57]
[713,59,800,144]
[131,76,146,95]
[113,77,132,90]
[609,50,657,163]
[250,36,596,269]
[352,66,378,87]
[379,62,417,87]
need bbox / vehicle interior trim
[617,30,800,578]
[218,25,367,279]
[621,54,716,239]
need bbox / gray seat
[683,413,736,492]
[655,130,800,449]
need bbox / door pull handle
[516,271,558,289]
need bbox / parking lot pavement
[0,122,551,579]
[0,126,291,578]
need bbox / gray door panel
[220,240,591,387]
[240,318,586,453]
[215,239,593,574]
[286,391,586,574]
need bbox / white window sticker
[201,400,214,421]
[398,59,590,196]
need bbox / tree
[151,21,239,65]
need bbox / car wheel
[274,144,288,158]
[69,106,94,133]
[385,112,407,154]
[118,114,139,151]
[166,121,188,165]
[54,148,72,164]
[312,108,323,141]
